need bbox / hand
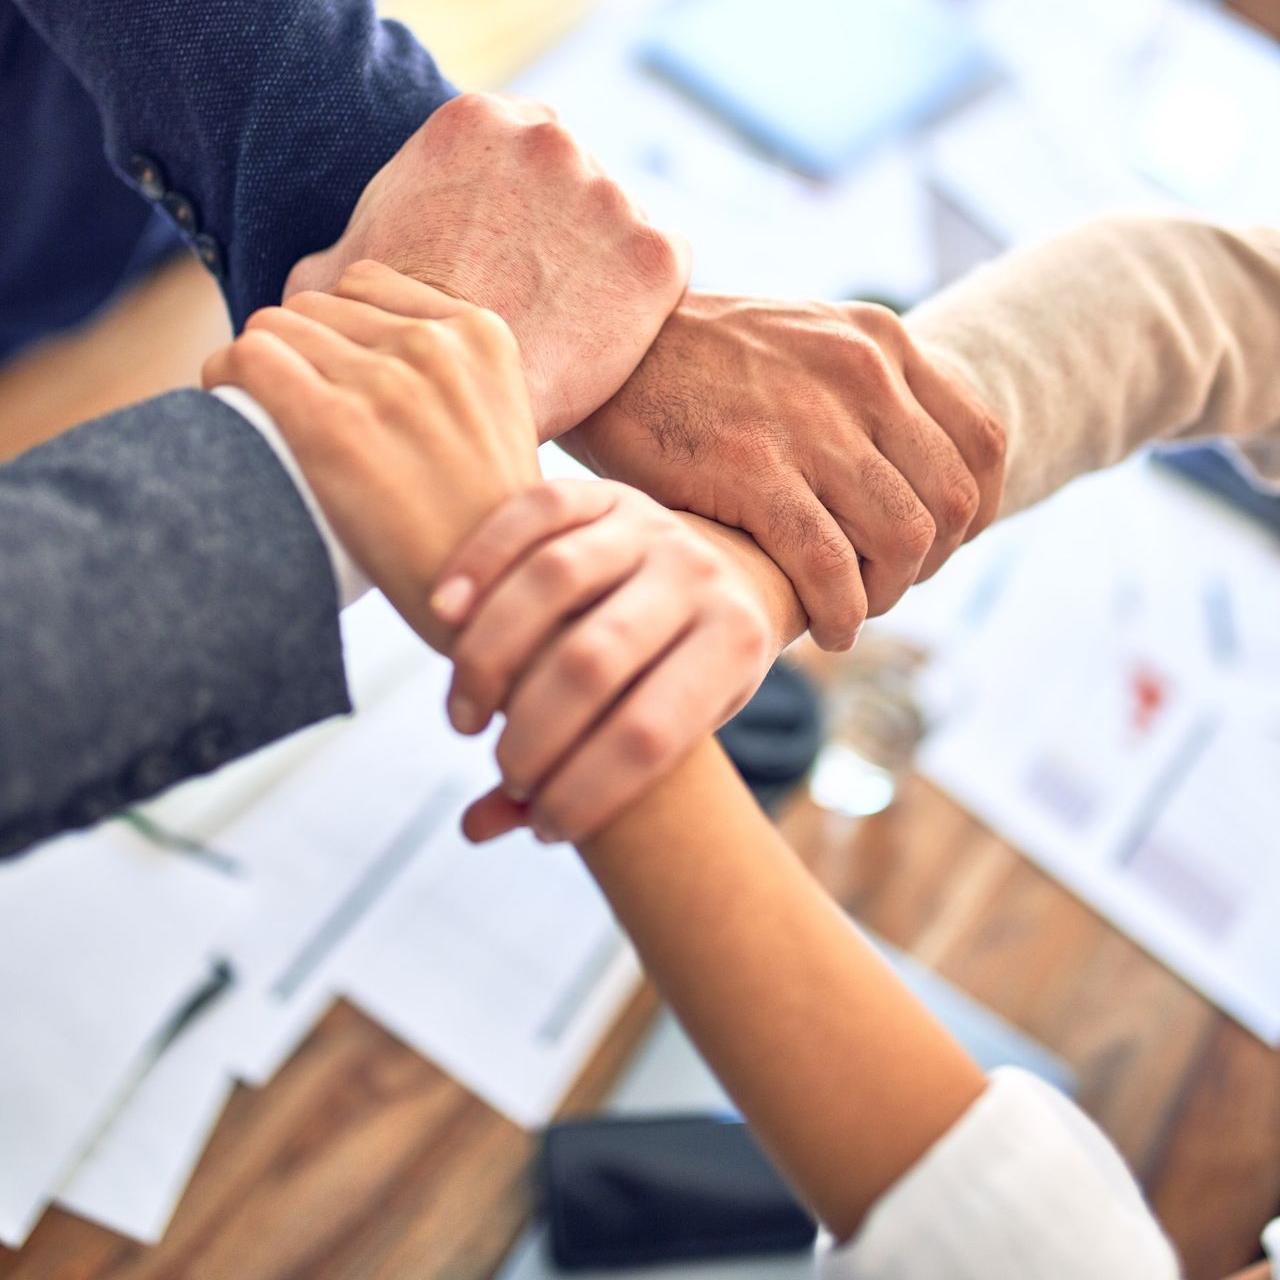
[284,93,691,440]
[202,260,540,650]
[430,479,775,843]
[560,294,1006,651]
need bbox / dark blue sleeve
[11,0,455,327]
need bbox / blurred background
[1,3,1278,1279]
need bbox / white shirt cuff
[817,1067,1180,1280]
[212,385,371,609]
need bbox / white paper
[55,999,243,1243]
[0,822,247,1246]
[196,651,642,1128]
[336,821,641,1129]
[920,465,1280,1040]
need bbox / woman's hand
[201,260,541,650]
[431,479,776,843]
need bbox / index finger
[430,479,620,626]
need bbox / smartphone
[539,1113,816,1271]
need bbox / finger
[822,447,935,618]
[202,330,336,435]
[903,344,1007,540]
[431,480,621,626]
[461,788,527,843]
[528,622,754,843]
[284,289,440,351]
[244,306,388,384]
[743,484,868,652]
[873,411,979,581]
[447,512,648,734]
[332,259,472,318]
[492,561,700,799]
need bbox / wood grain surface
[3,770,1276,1280]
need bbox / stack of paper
[1,593,641,1248]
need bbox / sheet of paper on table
[918,463,1280,1042]
[43,624,639,1245]
[0,821,249,1246]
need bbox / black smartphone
[539,1112,817,1271]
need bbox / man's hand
[432,479,775,844]
[202,261,540,651]
[560,294,1006,651]
[284,94,691,440]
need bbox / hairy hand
[285,94,691,440]
[560,294,1005,650]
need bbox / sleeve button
[125,750,174,797]
[161,192,200,236]
[60,786,120,829]
[184,721,234,770]
[127,152,168,201]
[192,232,225,282]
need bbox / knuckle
[718,594,771,661]
[939,471,980,532]
[437,91,495,130]
[531,541,585,594]
[530,481,575,522]
[587,174,630,219]
[617,714,670,768]
[850,302,907,353]
[524,119,577,163]
[366,357,416,412]
[970,409,1007,471]
[396,321,440,368]
[805,527,858,581]
[461,304,518,355]
[224,331,278,377]
[453,644,500,701]
[898,505,937,560]
[243,306,286,334]
[334,260,384,292]
[837,328,892,380]
[558,634,613,692]
[626,222,680,286]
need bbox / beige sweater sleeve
[905,215,1280,514]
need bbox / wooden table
[3,768,1277,1280]
[3,3,1279,1275]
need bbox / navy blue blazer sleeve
[0,391,351,859]
[11,0,455,327]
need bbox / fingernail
[432,575,475,624]
[532,819,561,844]
[504,781,530,803]
[449,693,482,734]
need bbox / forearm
[578,739,984,1241]
[907,215,1280,513]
